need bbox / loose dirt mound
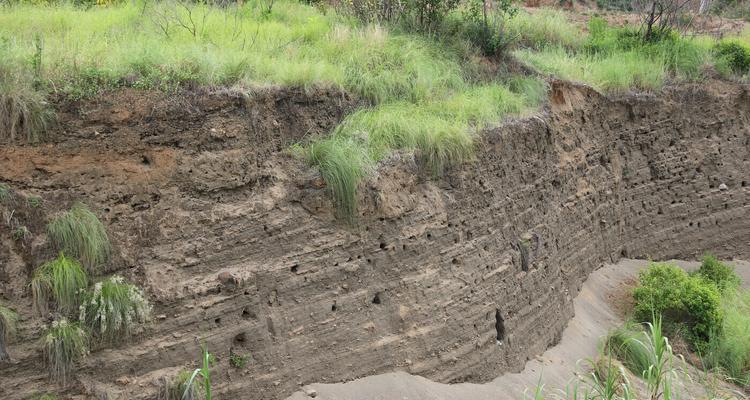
[1,80,749,399]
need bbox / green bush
[43,318,88,384]
[715,40,750,75]
[633,262,723,351]
[696,253,740,293]
[47,203,111,271]
[79,275,151,344]
[31,253,89,316]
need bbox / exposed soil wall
[0,80,748,399]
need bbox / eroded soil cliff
[1,80,749,399]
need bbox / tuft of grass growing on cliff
[79,276,151,344]
[31,253,89,317]
[704,289,750,387]
[0,304,19,361]
[0,183,10,203]
[47,203,111,271]
[0,61,54,143]
[303,81,541,220]
[43,318,88,385]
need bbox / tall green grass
[47,203,111,271]
[703,290,750,387]
[79,275,151,344]
[31,253,89,316]
[43,318,88,385]
[0,183,10,203]
[0,304,18,361]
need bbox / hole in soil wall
[372,292,382,305]
[495,310,505,343]
[233,332,247,346]
[291,264,299,273]
[242,307,255,320]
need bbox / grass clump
[47,203,111,271]
[0,62,54,143]
[0,304,18,361]
[632,262,722,352]
[31,253,89,316]
[0,183,10,203]
[506,9,584,50]
[79,275,151,344]
[704,289,750,387]
[43,318,88,385]
[162,369,199,400]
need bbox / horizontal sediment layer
[0,80,748,399]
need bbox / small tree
[635,0,692,42]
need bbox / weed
[184,343,214,400]
[162,369,198,400]
[31,253,89,317]
[0,183,10,202]
[47,203,111,271]
[12,225,30,241]
[229,351,248,369]
[43,318,88,385]
[0,304,18,361]
[79,275,151,344]
[27,196,42,208]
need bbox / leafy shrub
[43,318,88,385]
[47,203,111,271]
[31,253,89,316]
[715,40,750,75]
[633,262,722,351]
[0,304,18,361]
[79,276,151,344]
[696,253,740,293]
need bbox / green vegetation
[529,316,682,399]
[12,225,30,241]
[79,275,151,344]
[31,253,89,316]
[31,395,59,400]
[631,256,750,389]
[163,369,199,400]
[695,253,741,293]
[0,304,18,361]
[515,16,713,92]
[632,262,722,351]
[0,183,10,202]
[43,318,88,384]
[184,344,214,400]
[704,289,750,387]
[714,39,750,76]
[27,195,42,208]
[0,58,54,142]
[47,203,111,271]
[229,351,248,369]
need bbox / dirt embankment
[0,80,749,399]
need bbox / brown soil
[1,79,749,399]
